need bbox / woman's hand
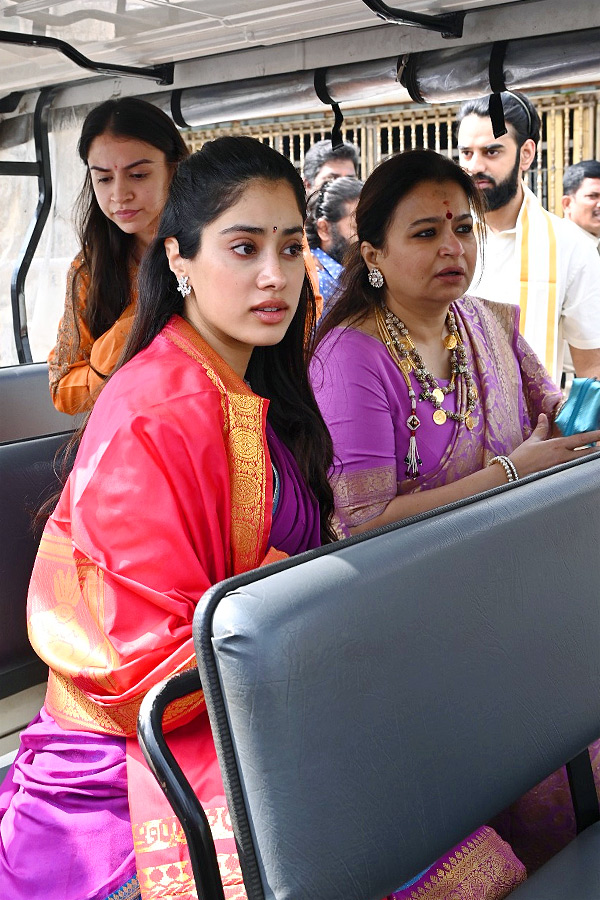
[509,413,600,478]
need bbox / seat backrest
[0,432,72,698]
[193,454,600,900]
[0,363,77,443]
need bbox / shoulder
[458,295,518,344]
[314,324,382,361]
[66,252,91,298]
[311,325,390,397]
[95,330,224,431]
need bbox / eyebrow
[458,142,505,152]
[408,213,473,227]
[88,158,155,172]
[218,224,304,236]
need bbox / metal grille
[185,89,600,215]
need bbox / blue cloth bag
[555,377,600,436]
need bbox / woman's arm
[48,258,135,414]
[350,415,600,534]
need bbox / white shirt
[573,221,600,250]
[471,188,600,382]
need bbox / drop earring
[177,274,191,297]
[368,268,384,289]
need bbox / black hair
[303,138,360,188]
[563,159,600,195]
[75,97,189,342]
[305,176,364,250]
[314,148,487,342]
[456,90,541,148]
[123,136,336,543]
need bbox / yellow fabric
[517,187,559,377]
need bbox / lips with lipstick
[250,300,289,323]
[114,209,140,221]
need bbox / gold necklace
[374,304,479,478]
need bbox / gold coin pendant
[432,388,444,404]
[443,334,458,350]
[433,409,447,426]
[399,358,413,374]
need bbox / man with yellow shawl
[457,90,600,385]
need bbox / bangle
[488,455,519,483]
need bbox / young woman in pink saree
[310,148,600,899]
[0,137,335,900]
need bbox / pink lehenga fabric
[312,296,599,897]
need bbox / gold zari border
[406,827,526,900]
[46,664,204,737]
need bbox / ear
[361,241,382,270]
[316,217,331,244]
[561,195,572,217]
[164,237,185,276]
[519,138,536,174]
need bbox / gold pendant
[433,409,447,425]
[432,388,444,404]
[443,334,457,350]
[465,415,476,430]
[399,358,413,373]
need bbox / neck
[182,306,252,380]
[485,181,525,233]
[383,295,451,346]
[131,235,148,264]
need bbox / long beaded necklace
[374,303,479,478]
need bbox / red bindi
[446,210,453,219]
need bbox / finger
[570,443,600,456]
[533,413,550,438]
[568,429,600,448]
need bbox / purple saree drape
[310,296,562,529]
[311,296,600,898]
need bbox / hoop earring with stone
[368,267,384,289]
[177,274,191,297]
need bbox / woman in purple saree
[310,148,600,899]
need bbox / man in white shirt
[562,160,600,250]
[456,91,600,383]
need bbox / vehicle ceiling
[1,0,594,99]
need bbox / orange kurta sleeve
[48,254,137,415]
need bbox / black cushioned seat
[140,452,600,900]
[511,820,600,898]
[0,432,72,699]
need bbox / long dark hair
[74,97,189,341]
[305,176,363,250]
[120,136,335,543]
[314,148,488,343]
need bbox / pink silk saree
[1,316,320,900]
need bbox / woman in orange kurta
[1,137,335,900]
[48,97,189,414]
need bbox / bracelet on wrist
[488,455,519,483]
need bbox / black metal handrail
[137,668,226,900]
